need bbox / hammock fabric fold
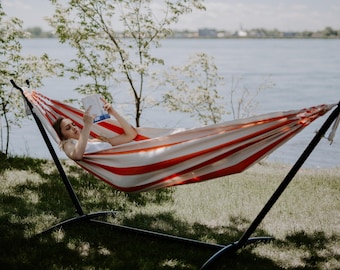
[24,90,334,192]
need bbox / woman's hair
[52,117,64,140]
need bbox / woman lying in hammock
[52,99,137,161]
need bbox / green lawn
[1,155,339,269]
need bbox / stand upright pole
[11,80,85,216]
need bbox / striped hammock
[24,90,334,192]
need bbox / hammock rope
[24,89,335,192]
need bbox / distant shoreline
[25,26,340,39]
[23,36,340,40]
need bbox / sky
[3,0,340,32]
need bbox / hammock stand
[11,80,340,269]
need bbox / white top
[61,139,112,154]
[85,140,113,153]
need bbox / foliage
[48,0,205,127]
[0,5,64,156]
[157,53,274,125]
[160,53,226,125]
[245,27,340,38]
[228,75,275,119]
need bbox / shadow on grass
[0,154,48,174]
[276,231,340,270]
[0,216,279,270]
[1,156,338,269]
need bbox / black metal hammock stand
[11,80,340,269]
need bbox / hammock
[24,90,335,192]
[12,80,339,268]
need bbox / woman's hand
[99,97,137,146]
[101,97,115,115]
[83,105,95,126]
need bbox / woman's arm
[64,109,94,160]
[101,99,137,145]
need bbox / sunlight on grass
[258,243,308,268]
[1,157,339,269]
[51,228,65,243]
[2,170,46,189]
[66,238,92,257]
[161,259,190,269]
[166,163,339,237]
[98,246,111,256]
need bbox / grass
[0,153,339,269]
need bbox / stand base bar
[200,237,273,269]
[90,219,226,250]
[38,211,117,235]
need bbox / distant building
[282,32,297,38]
[235,29,248,37]
[234,23,248,37]
[171,30,198,38]
[217,30,232,38]
[198,28,218,38]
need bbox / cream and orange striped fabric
[25,90,334,192]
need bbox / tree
[160,53,226,125]
[48,0,205,127]
[0,5,64,156]
[156,53,273,125]
[228,76,274,119]
[323,27,338,37]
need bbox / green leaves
[0,6,63,155]
[161,53,226,125]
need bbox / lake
[9,38,340,168]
